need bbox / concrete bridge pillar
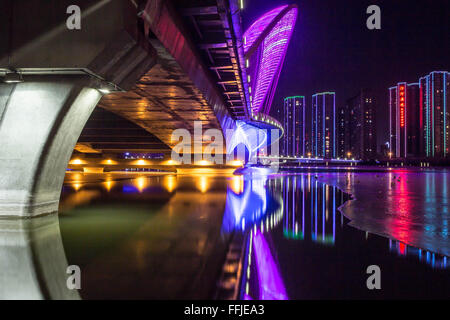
[0,76,102,217]
[0,0,157,218]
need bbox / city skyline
[277,69,449,160]
[388,71,449,159]
[279,89,378,160]
[244,0,449,148]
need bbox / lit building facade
[407,83,420,157]
[347,89,377,160]
[243,5,298,115]
[283,96,306,156]
[389,72,450,159]
[304,101,312,157]
[389,83,421,158]
[419,71,449,158]
[337,104,349,159]
[312,92,336,159]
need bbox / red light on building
[398,242,407,255]
[399,85,406,128]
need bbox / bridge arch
[0,0,157,217]
[0,77,102,217]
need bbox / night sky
[242,0,449,148]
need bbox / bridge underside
[0,0,248,217]
[98,39,224,150]
[75,107,171,154]
[88,0,251,152]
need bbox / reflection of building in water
[389,239,448,269]
[240,174,450,300]
[283,175,346,245]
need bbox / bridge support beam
[0,76,102,217]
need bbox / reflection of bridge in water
[0,172,448,299]
[0,216,79,299]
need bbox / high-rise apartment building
[283,96,306,156]
[347,89,377,160]
[419,71,449,158]
[338,90,377,160]
[389,71,449,159]
[389,82,420,158]
[337,104,350,159]
[312,92,336,159]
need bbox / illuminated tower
[407,84,420,157]
[419,71,450,158]
[345,89,377,160]
[283,96,306,156]
[337,104,350,159]
[312,92,336,159]
[243,5,298,115]
[389,83,421,158]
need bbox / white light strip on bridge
[259,156,361,163]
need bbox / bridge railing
[250,112,284,138]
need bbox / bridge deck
[98,0,248,151]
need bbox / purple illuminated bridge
[244,5,298,115]
[0,1,297,218]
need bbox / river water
[59,169,450,299]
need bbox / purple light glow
[243,6,288,53]
[253,231,288,300]
[226,121,268,156]
[244,5,298,114]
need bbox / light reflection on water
[59,172,230,299]
[318,170,450,255]
[236,173,449,300]
[56,171,450,299]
